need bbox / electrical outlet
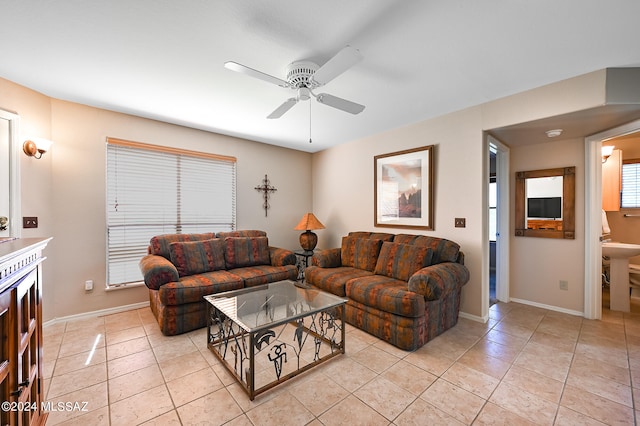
[454,218,466,228]
[23,216,38,228]
[559,280,568,291]
[85,280,93,291]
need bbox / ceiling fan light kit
[286,61,320,89]
[225,45,366,120]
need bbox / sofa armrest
[269,247,296,266]
[311,248,342,268]
[139,254,179,290]
[408,262,470,301]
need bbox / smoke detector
[546,129,563,138]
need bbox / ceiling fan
[225,45,366,119]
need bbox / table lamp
[294,213,325,251]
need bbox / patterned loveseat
[139,230,297,335]
[305,231,470,351]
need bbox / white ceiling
[1,0,640,153]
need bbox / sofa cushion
[217,230,267,239]
[374,242,433,281]
[348,231,395,242]
[341,237,382,271]
[149,233,217,259]
[345,275,425,318]
[394,234,460,264]
[224,236,271,269]
[392,234,418,245]
[169,239,226,277]
[229,264,298,288]
[306,266,374,297]
[158,270,244,305]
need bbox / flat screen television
[527,197,561,219]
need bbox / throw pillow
[374,242,434,281]
[411,236,460,264]
[341,236,382,272]
[169,239,226,277]
[149,232,216,259]
[224,236,271,269]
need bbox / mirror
[515,166,575,239]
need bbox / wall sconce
[23,138,53,159]
[601,145,614,163]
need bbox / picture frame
[374,145,434,230]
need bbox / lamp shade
[33,138,53,152]
[294,213,325,231]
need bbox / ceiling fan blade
[224,61,289,88]
[267,98,298,119]
[316,93,365,115]
[311,45,363,86]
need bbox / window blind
[106,138,236,287]
[622,160,640,209]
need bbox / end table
[294,249,315,281]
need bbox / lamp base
[299,230,318,251]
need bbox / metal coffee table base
[207,304,345,400]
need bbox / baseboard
[458,311,488,323]
[43,301,150,328]
[458,298,584,327]
[509,298,584,317]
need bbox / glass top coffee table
[204,280,347,400]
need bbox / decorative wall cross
[255,174,277,217]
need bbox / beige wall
[312,107,485,317]
[0,68,619,322]
[510,138,585,313]
[313,70,608,319]
[1,77,312,322]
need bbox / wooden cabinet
[1,287,12,426]
[0,238,51,426]
[603,149,622,211]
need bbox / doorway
[489,146,497,305]
[0,108,20,239]
[487,135,510,311]
[585,119,640,319]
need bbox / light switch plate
[454,218,466,228]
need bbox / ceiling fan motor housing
[286,61,320,89]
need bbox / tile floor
[42,290,640,425]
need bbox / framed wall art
[374,145,434,230]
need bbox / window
[622,159,640,209]
[106,138,236,287]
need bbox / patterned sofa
[139,230,297,335]
[305,231,470,351]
